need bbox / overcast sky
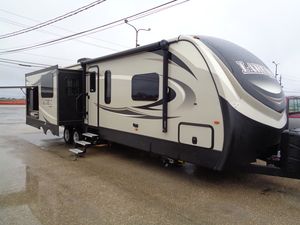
[1,0,299,98]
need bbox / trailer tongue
[235,130,300,179]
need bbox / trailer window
[132,73,159,101]
[90,72,96,92]
[41,73,53,98]
[289,98,300,113]
[65,78,79,96]
[105,70,111,104]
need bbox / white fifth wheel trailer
[24,35,300,179]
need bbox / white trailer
[25,35,300,179]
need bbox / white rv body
[26,35,299,177]
[85,37,224,151]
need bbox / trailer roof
[81,40,168,65]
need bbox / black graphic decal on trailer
[151,49,197,80]
[97,104,179,120]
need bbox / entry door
[58,69,83,124]
[86,66,99,127]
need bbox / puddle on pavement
[0,166,27,195]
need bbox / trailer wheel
[73,129,82,143]
[63,127,74,144]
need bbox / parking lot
[1,105,300,225]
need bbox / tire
[73,129,82,143]
[64,127,74,144]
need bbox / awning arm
[0,86,37,95]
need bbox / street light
[124,19,150,47]
[272,61,279,79]
[272,61,282,86]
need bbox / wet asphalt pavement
[0,105,300,225]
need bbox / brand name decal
[42,99,53,105]
[236,61,274,78]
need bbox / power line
[20,52,75,63]
[0,17,125,52]
[0,8,42,23]
[0,17,29,29]
[0,58,52,68]
[129,0,188,23]
[282,75,300,82]
[284,78,300,82]
[0,63,35,71]
[0,9,130,49]
[0,0,107,39]
[0,17,74,38]
[0,0,188,55]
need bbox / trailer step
[75,140,91,146]
[83,133,99,138]
[69,148,84,154]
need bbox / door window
[65,78,79,96]
[41,73,53,98]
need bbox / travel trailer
[24,35,300,179]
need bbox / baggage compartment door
[178,122,214,149]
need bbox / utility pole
[124,20,150,47]
[272,61,282,85]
